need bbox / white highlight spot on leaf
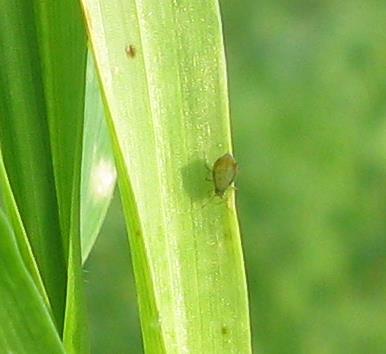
[92,158,116,199]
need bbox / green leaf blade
[82,0,251,353]
[81,52,116,263]
[33,0,89,350]
[0,210,65,354]
[0,0,67,331]
[0,150,50,308]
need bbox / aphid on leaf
[212,153,238,197]
[202,153,238,208]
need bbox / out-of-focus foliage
[85,1,386,353]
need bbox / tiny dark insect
[212,153,238,197]
[221,325,229,336]
[125,44,136,58]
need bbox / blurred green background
[84,1,386,353]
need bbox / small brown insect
[125,44,136,58]
[212,153,238,197]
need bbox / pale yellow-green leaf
[81,52,116,263]
[81,0,251,353]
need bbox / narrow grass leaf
[0,0,67,331]
[0,210,65,354]
[33,0,90,351]
[0,150,49,307]
[82,0,251,353]
[81,52,116,263]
